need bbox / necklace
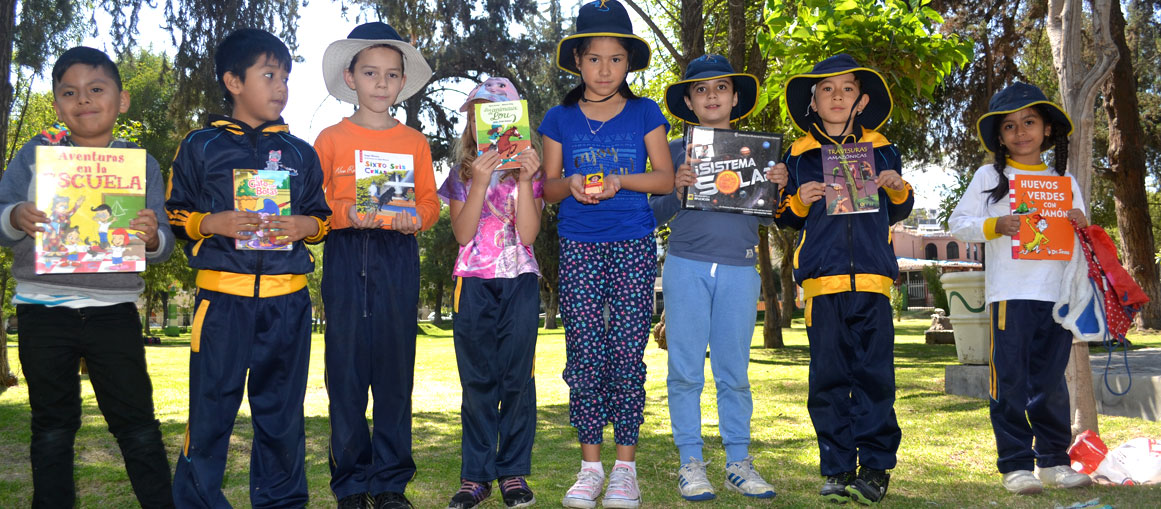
[581,91,618,103]
[585,116,608,135]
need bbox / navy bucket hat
[976,82,1073,154]
[785,53,892,133]
[556,0,651,75]
[664,54,759,125]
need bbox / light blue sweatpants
[662,254,761,464]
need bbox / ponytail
[985,144,1010,204]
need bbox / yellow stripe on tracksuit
[800,274,894,300]
[196,270,307,298]
[989,301,1006,399]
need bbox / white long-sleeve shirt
[948,160,1084,304]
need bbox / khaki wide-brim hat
[322,21,432,105]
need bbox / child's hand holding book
[11,202,49,237]
[129,209,161,251]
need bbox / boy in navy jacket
[774,54,913,505]
[166,28,330,508]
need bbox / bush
[890,284,907,321]
[921,265,949,315]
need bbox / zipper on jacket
[847,216,856,291]
[254,252,263,296]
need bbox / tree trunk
[1102,0,1161,329]
[678,0,705,69]
[1047,0,1119,438]
[1,0,15,151]
[779,230,797,329]
[758,225,783,347]
[0,268,16,392]
[433,280,444,326]
[726,0,746,72]
[543,287,559,330]
[142,290,154,334]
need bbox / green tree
[306,242,324,333]
[418,206,457,325]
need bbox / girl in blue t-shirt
[537,2,673,508]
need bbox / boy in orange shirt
[314,21,438,509]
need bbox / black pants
[17,303,174,508]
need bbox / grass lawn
[1,318,1160,508]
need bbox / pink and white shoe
[561,467,603,509]
[602,465,641,509]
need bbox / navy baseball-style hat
[976,82,1073,154]
[322,21,433,105]
[556,0,651,75]
[785,53,892,133]
[664,54,759,125]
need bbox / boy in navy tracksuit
[166,28,331,508]
[774,54,913,505]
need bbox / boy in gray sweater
[0,46,174,508]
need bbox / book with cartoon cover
[353,149,418,229]
[475,99,532,171]
[1009,174,1073,260]
[34,145,148,274]
[679,126,782,217]
[821,142,879,215]
[233,169,292,251]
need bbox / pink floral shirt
[438,167,543,279]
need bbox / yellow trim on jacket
[801,273,894,299]
[196,270,307,298]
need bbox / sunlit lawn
[1,318,1160,508]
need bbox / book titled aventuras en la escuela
[1009,174,1073,260]
[820,142,879,215]
[34,146,147,274]
[475,99,532,171]
[680,126,782,217]
[353,150,418,229]
[233,169,292,251]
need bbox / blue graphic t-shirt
[538,98,670,242]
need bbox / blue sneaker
[724,456,776,499]
[677,458,715,501]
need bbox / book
[1010,174,1073,260]
[353,149,418,229]
[475,99,532,171]
[680,126,782,217]
[34,146,148,274]
[233,169,291,251]
[821,142,879,215]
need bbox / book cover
[1009,174,1073,260]
[476,99,532,171]
[821,142,879,215]
[34,146,148,274]
[680,126,782,217]
[353,149,418,229]
[233,169,292,251]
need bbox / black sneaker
[498,476,535,508]
[338,493,370,509]
[846,467,890,505]
[448,479,492,509]
[372,491,414,509]
[821,471,856,503]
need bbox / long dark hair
[562,37,641,106]
[984,104,1071,204]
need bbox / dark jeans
[17,303,174,508]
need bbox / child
[315,21,438,509]
[166,28,331,508]
[538,2,674,508]
[773,53,913,505]
[0,46,174,508]
[948,82,1091,495]
[437,78,542,509]
[651,54,785,502]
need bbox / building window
[946,242,959,260]
[925,243,938,260]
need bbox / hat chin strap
[812,100,862,146]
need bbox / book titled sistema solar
[680,126,782,217]
[34,146,147,274]
[1009,174,1073,260]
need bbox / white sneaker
[1036,465,1093,488]
[677,458,715,501]
[1002,470,1044,495]
[561,467,603,509]
[724,456,777,498]
[601,465,641,509]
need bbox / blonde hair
[455,108,540,184]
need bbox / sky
[30,0,955,210]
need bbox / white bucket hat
[322,21,432,105]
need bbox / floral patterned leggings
[559,234,656,446]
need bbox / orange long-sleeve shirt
[314,118,438,231]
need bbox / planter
[940,271,989,365]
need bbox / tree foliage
[419,206,457,324]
